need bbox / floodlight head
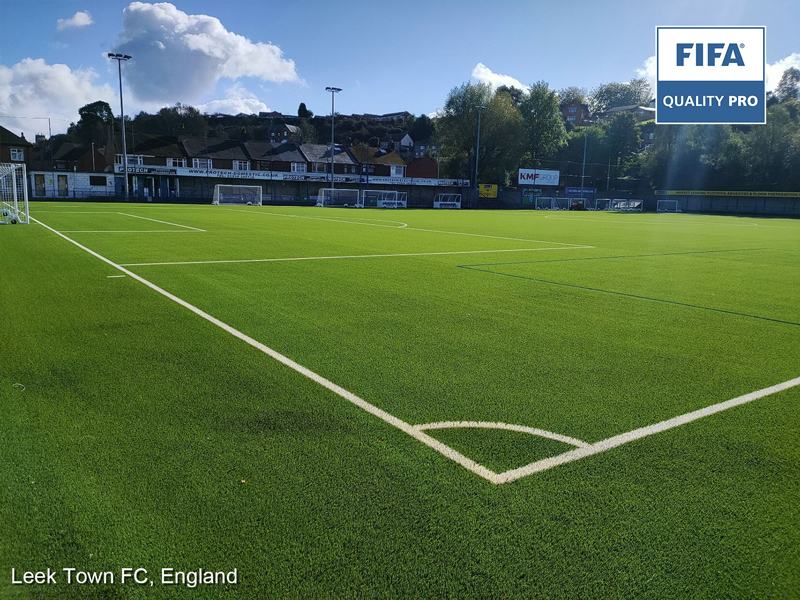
[107,53,132,61]
[325,86,342,93]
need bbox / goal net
[433,193,461,209]
[657,199,681,213]
[362,190,407,208]
[316,188,361,207]
[212,184,263,206]
[0,163,29,225]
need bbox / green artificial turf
[1,202,799,598]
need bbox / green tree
[68,100,115,144]
[519,81,567,163]
[590,78,652,113]
[776,67,800,102]
[435,82,494,178]
[606,113,642,168]
[557,86,588,107]
[155,103,207,137]
[496,85,525,107]
[478,89,526,184]
[298,102,314,119]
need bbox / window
[129,155,143,166]
[568,108,577,114]
[167,158,187,168]
[312,162,327,173]
[420,145,426,150]
[233,160,250,171]
[291,162,307,173]
[567,117,576,122]
[390,165,405,177]
[193,158,212,170]
[89,176,108,186]
[10,148,24,161]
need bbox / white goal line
[119,246,594,267]
[32,215,800,485]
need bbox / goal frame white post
[0,163,29,225]
[316,188,361,207]
[657,199,681,213]
[433,193,462,209]
[212,184,263,206]
[361,190,407,208]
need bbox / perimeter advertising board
[518,169,559,186]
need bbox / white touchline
[32,215,800,485]
[119,246,594,267]
[117,212,206,232]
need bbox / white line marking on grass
[496,375,800,484]
[117,212,206,232]
[32,215,800,485]
[415,422,590,448]
[32,216,499,484]
[58,230,201,233]
[232,208,587,246]
[119,246,593,267]
[223,208,409,229]
[107,275,125,278]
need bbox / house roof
[285,124,300,134]
[300,143,356,164]
[53,142,90,161]
[348,146,406,166]
[181,137,248,160]
[0,125,33,147]
[381,132,412,143]
[130,135,185,158]
[604,105,655,114]
[243,141,306,163]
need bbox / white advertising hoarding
[518,169,560,186]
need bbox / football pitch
[2,202,799,598]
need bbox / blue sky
[1,0,798,136]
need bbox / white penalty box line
[44,211,206,233]
[33,215,800,485]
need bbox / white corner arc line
[32,216,502,485]
[496,375,800,484]
[119,246,594,267]
[118,212,206,232]
[415,422,590,448]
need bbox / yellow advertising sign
[656,190,800,198]
[478,184,498,198]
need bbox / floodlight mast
[475,105,487,204]
[325,87,342,190]
[108,53,132,200]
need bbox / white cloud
[635,55,656,92]
[766,53,800,92]
[0,58,115,135]
[638,52,800,93]
[112,2,298,104]
[57,11,93,31]
[471,63,528,92]
[197,83,270,115]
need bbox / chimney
[20,132,25,139]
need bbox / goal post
[361,190,407,208]
[657,199,681,213]
[611,199,643,211]
[316,188,361,207]
[212,184,263,206]
[0,163,29,225]
[433,193,461,209]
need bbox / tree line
[50,67,800,192]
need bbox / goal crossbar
[212,184,263,206]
